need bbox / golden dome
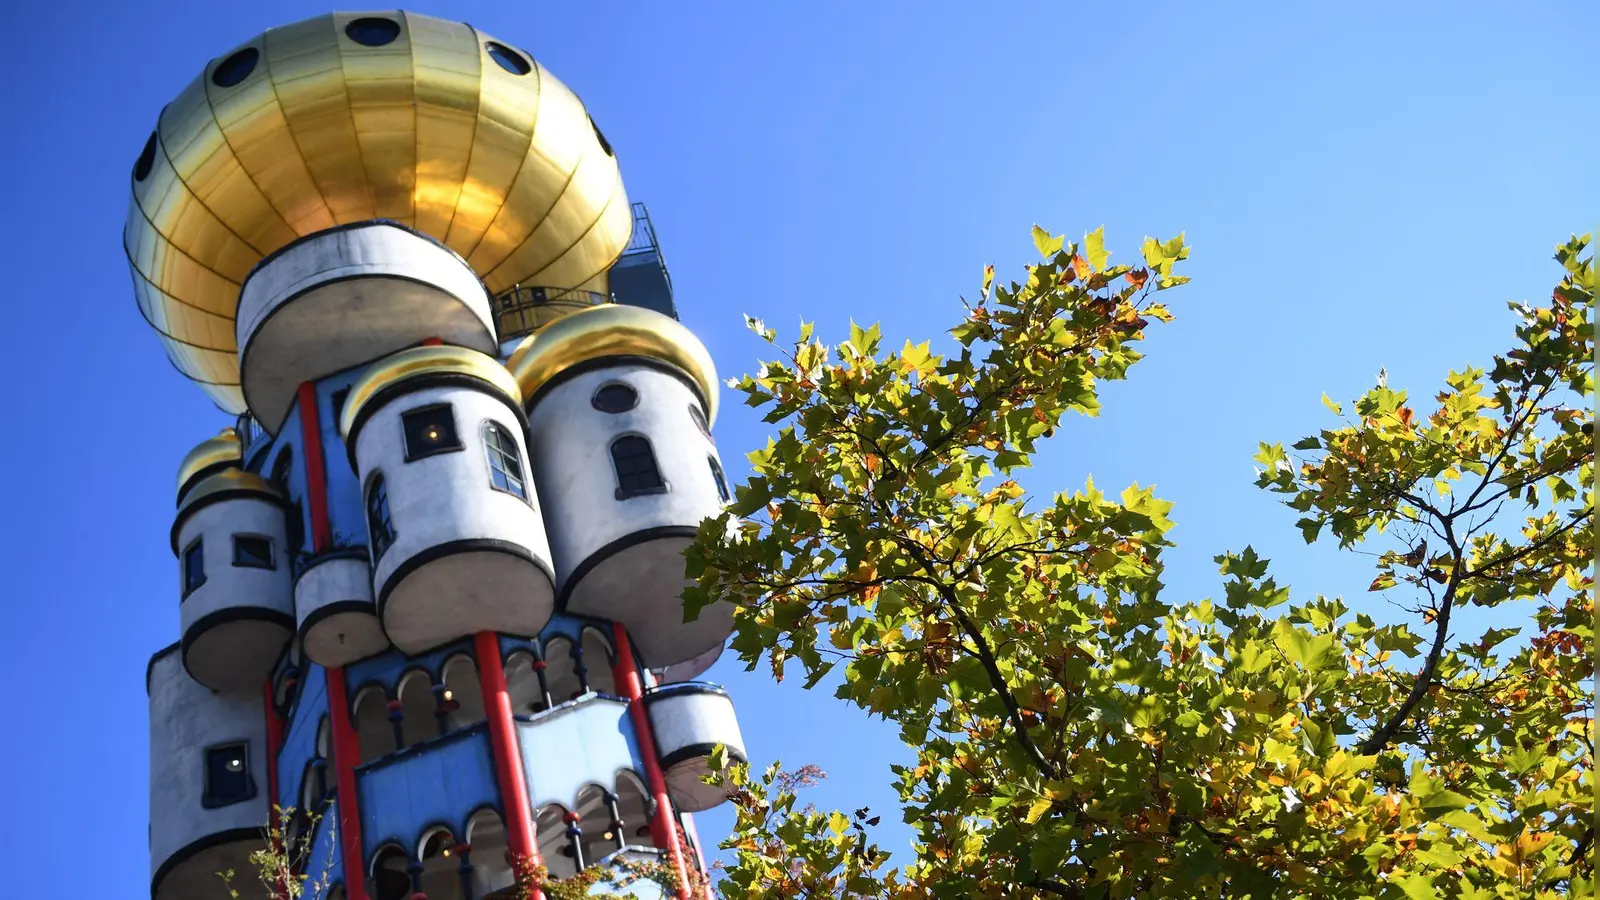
[176,428,243,498]
[506,304,719,423]
[172,469,286,552]
[126,12,633,413]
[340,344,522,440]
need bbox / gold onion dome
[340,345,521,440]
[175,428,244,497]
[507,304,719,424]
[126,11,633,414]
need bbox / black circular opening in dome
[589,116,614,157]
[485,41,531,75]
[592,383,639,414]
[211,47,259,88]
[345,17,401,47]
[133,131,158,182]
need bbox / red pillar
[325,668,371,900]
[475,631,545,896]
[610,624,692,898]
[296,382,332,553]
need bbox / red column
[325,668,371,900]
[610,624,691,898]
[475,631,544,896]
[296,382,332,553]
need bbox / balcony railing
[621,201,658,257]
[494,286,612,342]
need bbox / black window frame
[709,456,731,504]
[401,403,464,462]
[232,534,276,570]
[689,402,712,441]
[366,473,396,562]
[182,538,206,597]
[591,382,639,414]
[611,434,667,499]
[201,742,256,809]
[483,421,530,502]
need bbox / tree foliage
[685,229,1594,898]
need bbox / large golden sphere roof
[126,12,633,413]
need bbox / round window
[211,47,259,87]
[345,17,401,47]
[592,383,638,414]
[486,41,531,75]
[133,131,158,182]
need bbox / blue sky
[0,2,1592,894]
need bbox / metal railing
[494,285,613,341]
[621,201,658,256]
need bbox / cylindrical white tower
[342,345,556,654]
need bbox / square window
[233,535,274,569]
[182,539,205,596]
[402,404,462,461]
[202,743,255,808]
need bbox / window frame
[365,472,397,563]
[610,434,668,500]
[401,403,464,462]
[482,420,530,503]
[688,402,713,441]
[181,538,206,598]
[232,533,276,570]
[591,381,639,414]
[709,456,731,504]
[201,741,256,809]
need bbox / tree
[684,229,1594,899]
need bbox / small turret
[341,345,556,653]
[509,304,735,668]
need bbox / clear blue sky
[0,2,1591,894]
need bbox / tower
[133,14,744,900]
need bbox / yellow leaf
[1024,798,1053,824]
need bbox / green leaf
[1084,226,1109,271]
[1032,225,1064,258]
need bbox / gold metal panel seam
[335,11,416,224]
[443,27,540,258]
[407,13,480,237]
[267,15,376,224]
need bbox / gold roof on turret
[176,428,243,498]
[507,304,719,423]
[340,345,522,440]
[126,12,633,413]
[172,469,287,552]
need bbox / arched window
[483,421,528,501]
[316,715,332,761]
[466,808,514,896]
[271,446,294,489]
[542,638,583,704]
[709,456,731,504]
[592,382,638,413]
[505,650,551,715]
[365,473,395,561]
[352,686,395,764]
[581,628,617,696]
[614,771,659,848]
[417,828,461,900]
[441,655,486,729]
[370,845,411,900]
[535,806,580,879]
[688,402,711,440]
[273,447,306,565]
[396,670,437,748]
[576,784,620,865]
[611,435,665,499]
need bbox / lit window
[402,404,462,461]
[709,457,731,504]
[203,743,255,808]
[233,535,275,569]
[612,436,665,499]
[592,383,638,414]
[367,474,396,561]
[484,422,528,501]
[182,539,206,596]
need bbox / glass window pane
[233,535,274,569]
[402,405,462,461]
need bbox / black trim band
[345,373,528,470]
[170,487,289,554]
[525,355,709,413]
[145,641,182,695]
[375,537,554,620]
[151,826,265,898]
[246,218,474,282]
[555,525,699,611]
[298,599,380,645]
[659,741,747,772]
[176,461,242,506]
[181,607,296,683]
[643,681,730,704]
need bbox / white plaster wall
[177,495,294,690]
[353,384,554,650]
[236,223,499,432]
[295,554,389,667]
[148,650,268,884]
[645,685,746,763]
[526,364,727,587]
